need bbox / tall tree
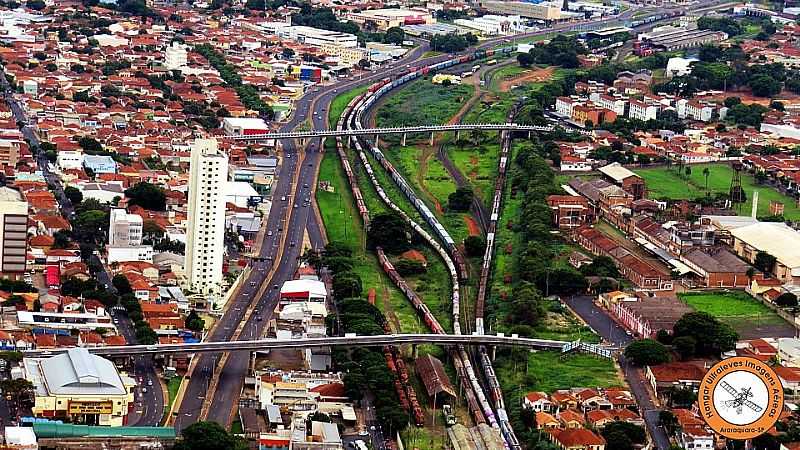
[673,312,738,356]
[366,212,410,254]
[624,339,670,366]
[174,421,248,450]
[124,182,167,211]
[64,186,83,204]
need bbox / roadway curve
[435,60,518,234]
[175,41,445,431]
[171,0,730,431]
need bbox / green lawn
[328,85,368,128]
[635,163,800,220]
[678,291,787,332]
[495,350,622,426]
[385,145,471,247]
[230,419,243,435]
[317,149,426,332]
[166,376,182,410]
[376,78,474,141]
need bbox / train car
[344,51,535,444]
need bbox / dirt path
[464,215,481,236]
[413,84,484,217]
[415,145,445,214]
[498,66,555,92]
[381,285,402,333]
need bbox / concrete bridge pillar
[347,135,352,149]
[490,346,496,362]
[374,134,379,148]
[298,138,306,148]
[456,130,460,141]
[411,344,418,360]
[430,132,435,147]
[401,133,407,147]
[528,131,532,139]
[249,351,257,374]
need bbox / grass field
[376,78,474,136]
[166,376,182,410]
[678,291,789,336]
[635,163,800,220]
[496,350,621,426]
[385,144,472,247]
[328,85,367,128]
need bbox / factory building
[480,1,563,21]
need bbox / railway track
[346,49,524,449]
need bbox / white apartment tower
[108,209,143,247]
[185,138,228,296]
[0,187,27,279]
[164,42,188,71]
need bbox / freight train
[336,46,528,448]
[335,90,495,427]
[351,49,519,446]
[629,9,684,28]
[473,104,525,450]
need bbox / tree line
[319,242,411,434]
[194,44,275,120]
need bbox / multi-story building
[555,97,579,118]
[0,187,27,279]
[0,137,23,168]
[453,15,527,36]
[628,99,658,122]
[164,41,188,71]
[344,8,434,30]
[546,195,593,229]
[591,93,626,116]
[56,150,83,171]
[573,104,617,126]
[318,43,370,66]
[184,138,228,297]
[108,209,143,247]
[276,25,358,48]
[677,99,715,122]
[107,246,154,264]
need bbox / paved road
[564,295,671,450]
[0,73,170,426]
[115,310,165,426]
[178,0,738,432]
[195,41,439,430]
[8,0,717,430]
